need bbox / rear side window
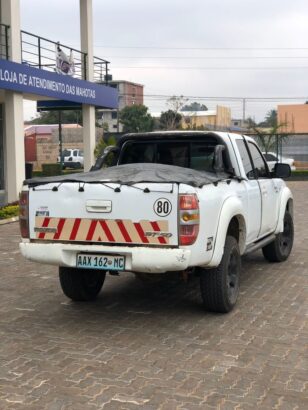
[236,140,254,178]
[236,139,269,179]
[248,142,268,178]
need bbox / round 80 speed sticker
[153,198,172,217]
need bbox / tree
[166,95,188,113]
[119,104,154,133]
[159,110,182,130]
[94,135,117,159]
[252,123,289,154]
[27,110,82,125]
[258,109,277,128]
[246,117,257,129]
[181,102,208,111]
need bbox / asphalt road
[0,181,307,409]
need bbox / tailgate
[29,182,179,246]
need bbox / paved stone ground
[0,181,307,409]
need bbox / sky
[20,0,308,122]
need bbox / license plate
[76,253,125,271]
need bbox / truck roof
[117,131,233,146]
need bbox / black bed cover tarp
[25,163,229,188]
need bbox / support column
[5,92,25,203]
[1,0,25,203]
[80,0,95,170]
[82,106,96,171]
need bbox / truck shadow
[54,249,282,320]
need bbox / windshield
[62,149,71,157]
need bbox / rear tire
[59,267,106,301]
[200,236,241,313]
[262,211,294,262]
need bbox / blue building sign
[0,59,118,108]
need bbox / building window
[111,111,117,119]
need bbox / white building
[0,0,117,206]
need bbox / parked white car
[263,152,296,171]
[57,148,84,169]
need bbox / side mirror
[90,146,119,171]
[272,163,291,179]
[213,145,225,173]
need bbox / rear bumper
[19,242,191,273]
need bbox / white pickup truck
[19,132,294,313]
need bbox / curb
[0,216,19,225]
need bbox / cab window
[248,142,269,178]
[236,140,254,179]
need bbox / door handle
[86,200,112,213]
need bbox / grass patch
[292,169,308,175]
[0,203,19,220]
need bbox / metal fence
[21,30,110,83]
[251,133,308,171]
[279,134,308,171]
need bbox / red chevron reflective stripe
[35,216,168,245]
[53,218,66,240]
[134,222,149,243]
[150,221,167,244]
[38,217,50,239]
[117,220,132,243]
[86,220,98,241]
[69,218,81,240]
[99,220,115,242]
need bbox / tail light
[19,191,29,238]
[179,194,199,245]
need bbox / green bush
[41,163,62,176]
[0,205,19,220]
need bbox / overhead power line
[113,66,308,70]
[106,56,308,60]
[95,46,308,51]
[118,92,308,101]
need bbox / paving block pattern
[0,181,307,409]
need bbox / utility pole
[242,98,246,123]
[58,110,63,174]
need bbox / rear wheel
[59,267,106,301]
[200,236,241,313]
[262,211,294,262]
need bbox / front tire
[59,267,106,301]
[200,236,241,313]
[262,211,294,262]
